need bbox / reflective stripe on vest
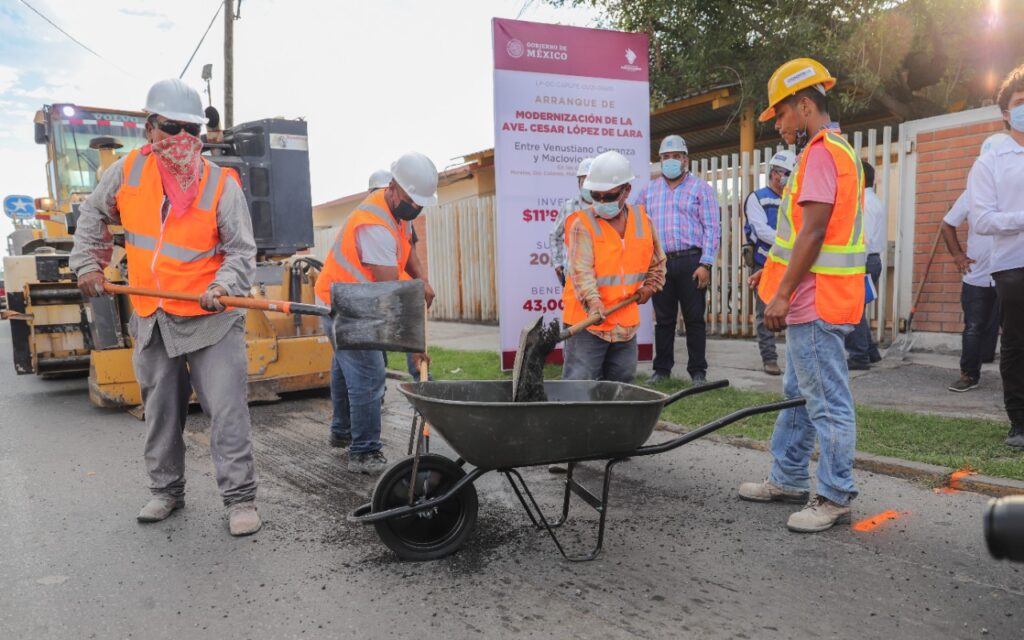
[325,202,402,284]
[124,230,219,263]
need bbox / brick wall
[911,120,1005,333]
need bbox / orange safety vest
[757,128,866,325]
[562,204,654,332]
[315,189,414,304]
[117,149,234,317]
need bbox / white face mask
[593,201,622,219]
[779,174,789,188]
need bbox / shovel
[512,293,641,402]
[886,227,943,360]
[102,280,426,352]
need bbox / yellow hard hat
[758,58,837,123]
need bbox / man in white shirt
[846,160,886,369]
[969,64,1024,449]
[940,134,1009,393]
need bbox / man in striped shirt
[632,135,721,385]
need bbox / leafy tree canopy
[551,0,1024,121]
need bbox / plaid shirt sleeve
[645,226,667,291]
[699,181,721,263]
[567,216,602,311]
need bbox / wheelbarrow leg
[503,459,625,562]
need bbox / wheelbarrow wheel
[371,454,478,561]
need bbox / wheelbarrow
[348,379,805,561]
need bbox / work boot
[647,371,671,385]
[948,373,979,393]
[1006,425,1024,450]
[349,450,388,475]
[137,495,184,523]
[329,432,352,448]
[548,464,567,474]
[763,360,782,376]
[227,502,262,536]
[691,371,707,386]
[847,359,870,371]
[787,495,851,533]
[738,479,808,504]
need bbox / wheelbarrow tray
[398,380,668,470]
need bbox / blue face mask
[580,188,593,203]
[661,158,683,180]
[593,201,622,219]
[1010,104,1024,133]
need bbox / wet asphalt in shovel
[0,326,1022,639]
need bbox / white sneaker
[786,496,851,533]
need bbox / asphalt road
[1,328,1022,639]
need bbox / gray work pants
[755,295,778,363]
[133,322,257,506]
[562,330,638,383]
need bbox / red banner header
[493,17,648,82]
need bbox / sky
[0,0,600,247]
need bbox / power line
[19,0,134,78]
[179,1,225,79]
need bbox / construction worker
[316,152,438,474]
[361,168,431,382]
[549,157,595,287]
[941,134,1009,393]
[69,79,261,536]
[633,135,720,385]
[971,63,1024,450]
[739,58,865,532]
[845,160,886,370]
[743,149,796,376]
[561,150,666,382]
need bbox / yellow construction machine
[2,103,332,407]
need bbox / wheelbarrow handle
[635,396,807,457]
[560,294,641,340]
[103,282,331,316]
[663,379,730,406]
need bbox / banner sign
[492,18,652,369]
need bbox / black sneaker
[1006,426,1024,450]
[329,432,352,448]
[847,359,870,371]
[647,371,671,385]
[348,450,388,475]
[691,371,707,386]
[948,374,979,393]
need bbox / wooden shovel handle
[102,282,330,316]
[560,293,642,340]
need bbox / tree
[552,0,1024,122]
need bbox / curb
[655,420,1024,498]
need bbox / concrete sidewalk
[427,320,1007,422]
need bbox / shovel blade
[330,280,425,352]
[512,316,544,400]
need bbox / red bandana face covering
[148,131,204,218]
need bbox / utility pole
[223,0,234,129]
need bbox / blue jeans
[846,253,882,364]
[324,318,385,454]
[959,282,999,381]
[769,319,858,506]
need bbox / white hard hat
[576,157,595,177]
[391,152,438,207]
[582,151,635,192]
[143,78,206,124]
[768,150,796,173]
[981,132,1011,156]
[658,135,688,155]
[368,169,392,191]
